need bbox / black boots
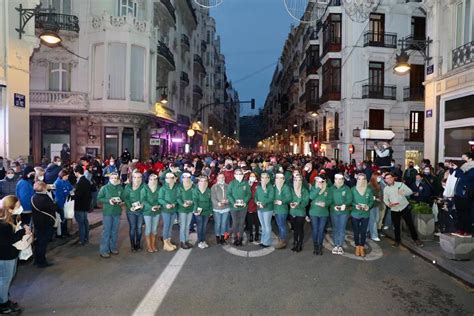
[313,243,323,255]
[254,232,260,242]
[220,235,227,245]
[216,236,221,245]
[291,238,298,252]
[249,233,254,242]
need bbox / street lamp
[393,36,432,75]
[157,86,168,104]
[187,129,195,137]
[311,112,318,117]
[393,51,411,74]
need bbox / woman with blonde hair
[0,195,30,314]
[309,175,332,255]
[141,173,161,253]
[123,170,145,252]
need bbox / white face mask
[111,179,120,186]
[56,161,62,166]
[6,174,14,179]
[12,205,23,215]
[217,179,225,185]
[249,176,256,183]
[110,162,115,166]
[377,177,382,183]
[235,175,244,182]
[38,175,44,181]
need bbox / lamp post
[394,36,433,75]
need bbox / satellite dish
[194,0,224,8]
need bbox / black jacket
[31,193,58,231]
[75,176,92,212]
[0,221,25,260]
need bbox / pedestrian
[255,172,274,248]
[351,173,374,257]
[383,172,424,247]
[289,174,309,252]
[403,161,417,187]
[0,195,30,314]
[53,170,74,237]
[31,181,58,268]
[141,173,161,253]
[15,166,35,226]
[227,168,251,246]
[273,172,292,249]
[10,162,22,181]
[103,158,118,184]
[211,173,230,245]
[329,173,353,255]
[410,172,432,204]
[0,169,18,199]
[367,171,384,242]
[309,175,332,255]
[193,176,212,249]
[158,172,180,251]
[44,156,62,184]
[97,173,123,258]
[453,153,474,237]
[246,172,260,243]
[123,170,145,252]
[73,165,92,245]
[177,173,195,249]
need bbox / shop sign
[150,138,162,146]
[155,103,176,122]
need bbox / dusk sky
[211,0,295,116]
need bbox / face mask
[111,179,120,186]
[38,176,44,181]
[110,162,115,166]
[391,163,395,167]
[424,169,430,174]
[218,179,225,185]
[12,206,23,215]
[304,166,310,172]
[6,174,14,179]
[377,177,382,183]
[56,161,62,166]
[249,176,256,183]
[235,175,244,182]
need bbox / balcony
[35,12,80,33]
[318,130,327,142]
[329,128,340,141]
[160,0,176,23]
[306,61,321,76]
[403,87,424,101]
[320,86,341,103]
[404,129,424,142]
[181,34,190,50]
[157,41,175,70]
[193,85,203,99]
[362,84,397,100]
[452,40,474,70]
[180,72,189,86]
[363,31,397,48]
[306,98,320,113]
[201,40,207,53]
[194,54,206,74]
[30,90,88,110]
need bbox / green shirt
[351,186,374,218]
[273,184,292,214]
[97,183,124,216]
[289,187,309,217]
[141,185,161,216]
[226,179,251,211]
[123,184,144,213]
[158,183,180,213]
[255,184,275,212]
[177,185,195,213]
[192,187,212,216]
[309,186,332,217]
[329,185,353,215]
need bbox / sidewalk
[384,229,474,287]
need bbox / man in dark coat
[74,165,92,245]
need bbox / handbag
[64,195,75,219]
[31,197,61,228]
[12,224,34,261]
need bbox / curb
[48,219,103,251]
[384,230,474,288]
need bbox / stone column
[70,117,77,161]
[133,127,139,160]
[31,116,41,164]
[118,127,123,158]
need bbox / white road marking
[133,249,192,315]
[221,232,277,257]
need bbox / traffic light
[313,141,320,152]
[251,98,255,109]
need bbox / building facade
[263,0,427,167]
[28,0,237,164]
[423,0,474,163]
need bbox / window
[323,14,341,54]
[93,44,104,99]
[369,62,384,96]
[42,0,71,14]
[410,111,424,133]
[107,43,126,100]
[130,45,145,101]
[369,13,385,43]
[455,0,472,47]
[49,63,70,91]
[444,126,474,157]
[322,59,341,94]
[104,127,119,159]
[445,95,474,121]
[369,109,384,130]
[411,17,426,40]
[118,0,137,17]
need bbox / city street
[12,217,474,315]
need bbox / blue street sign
[14,93,26,108]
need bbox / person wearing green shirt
[273,173,292,249]
[309,175,332,255]
[97,173,124,258]
[329,173,353,255]
[226,168,251,246]
[158,172,180,251]
[177,173,195,250]
[193,176,212,249]
[351,173,374,257]
[289,175,309,252]
[255,172,275,248]
[123,170,145,252]
[141,173,161,253]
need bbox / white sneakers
[372,237,381,242]
[305,216,311,223]
[332,246,344,255]
[197,241,209,249]
[332,247,338,254]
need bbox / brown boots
[355,245,365,257]
[275,238,287,249]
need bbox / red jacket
[223,170,234,184]
[247,181,258,213]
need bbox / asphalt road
[11,216,474,316]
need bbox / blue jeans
[179,212,193,242]
[74,211,89,243]
[330,213,349,247]
[196,215,209,242]
[91,191,98,209]
[352,216,370,246]
[384,207,392,227]
[126,211,144,247]
[213,211,229,236]
[368,206,380,239]
[144,215,160,235]
[275,213,288,241]
[257,210,273,246]
[0,259,17,304]
[100,215,120,254]
[161,212,176,240]
[310,216,328,245]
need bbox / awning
[155,103,176,122]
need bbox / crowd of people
[0,150,473,314]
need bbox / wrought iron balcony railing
[363,31,397,48]
[157,41,175,69]
[403,86,424,101]
[362,84,397,100]
[35,12,80,33]
[452,40,474,70]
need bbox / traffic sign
[348,144,354,154]
[359,129,395,140]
